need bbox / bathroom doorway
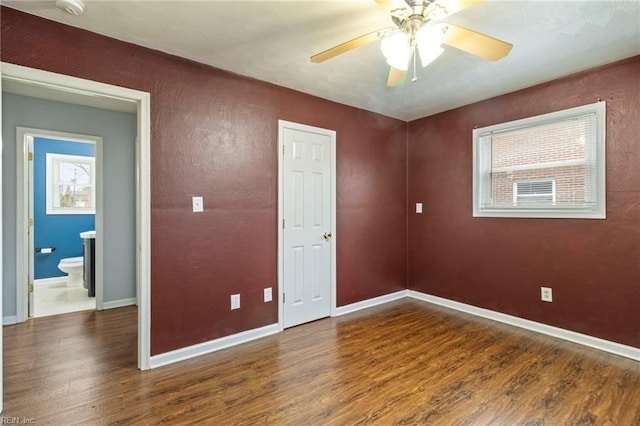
[1,64,151,414]
[22,130,101,317]
[2,62,152,378]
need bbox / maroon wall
[408,56,640,348]
[1,8,407,354]
[4,6,637,354]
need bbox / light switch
[416,203,423,214]
[192,196,204,213]
[231,294,240,310]
[264,287,272,302]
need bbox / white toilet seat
[59,257,83,267]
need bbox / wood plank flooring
[3,299,639,425]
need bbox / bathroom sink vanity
[80,231,96,297]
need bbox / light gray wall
[2,93,137,318]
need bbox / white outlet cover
[416,203,423,214]
[264,287,272,302]
[541,287,553,302]
[231,294,240,310]
[192,196,204,213]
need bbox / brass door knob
[322,232,332,240]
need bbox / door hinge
[282,144,285,156]
[28,152,33,161]
[282,219,285,229]
[283,292,286,303]
[28,218,34,227]
[28,283,34,293]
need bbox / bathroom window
[46,153,96,215]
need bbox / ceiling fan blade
[432,0,483,17]
[387,67,407,86]
[441,24,512,61]
[311,29,389,63]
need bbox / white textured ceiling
[3,0,640,121]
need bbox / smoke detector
[55,0,85,16]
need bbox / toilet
[57,257,84,287]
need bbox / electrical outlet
[416,203,423,214]
[192,196,204,213]
[541,287,553,302]
[231,294,240,310]
[264,287,272,302]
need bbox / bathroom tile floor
[34,279,95,317]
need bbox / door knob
[322,232,332,240]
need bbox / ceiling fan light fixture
[310,0,513,87]
[381,31,411,71]
[416,25,445,67]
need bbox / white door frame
[1,62,151,372]
[17,128,103,317]
[0,63,4,414]
[277,120,337,330]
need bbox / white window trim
[46,152,96,215]
[472,101,606,219]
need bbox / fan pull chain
[412,50,418,82]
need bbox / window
[46,153,95,215]
[473,101,606,218]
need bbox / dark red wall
[408,56,640,348]
[1,8,407,354]
[4,7,638,354]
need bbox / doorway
[277,120,337,329]
[20,130,101,317]
[0,62,151,384]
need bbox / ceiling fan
[311,0,513,86]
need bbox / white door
[280,121,334,328]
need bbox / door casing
[17,128,102,317]
[277,120,337,330]
[1,62,152,372]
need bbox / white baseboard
[333,290,407,317]
[150,323,280,369]
[3,316,17,326]
[408,290,640,362]
[102,297,137,310]
[147,289,638,369]
[34,277,67,286]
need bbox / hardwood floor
[3,299,639,425]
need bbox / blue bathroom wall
[34,137,95,279]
